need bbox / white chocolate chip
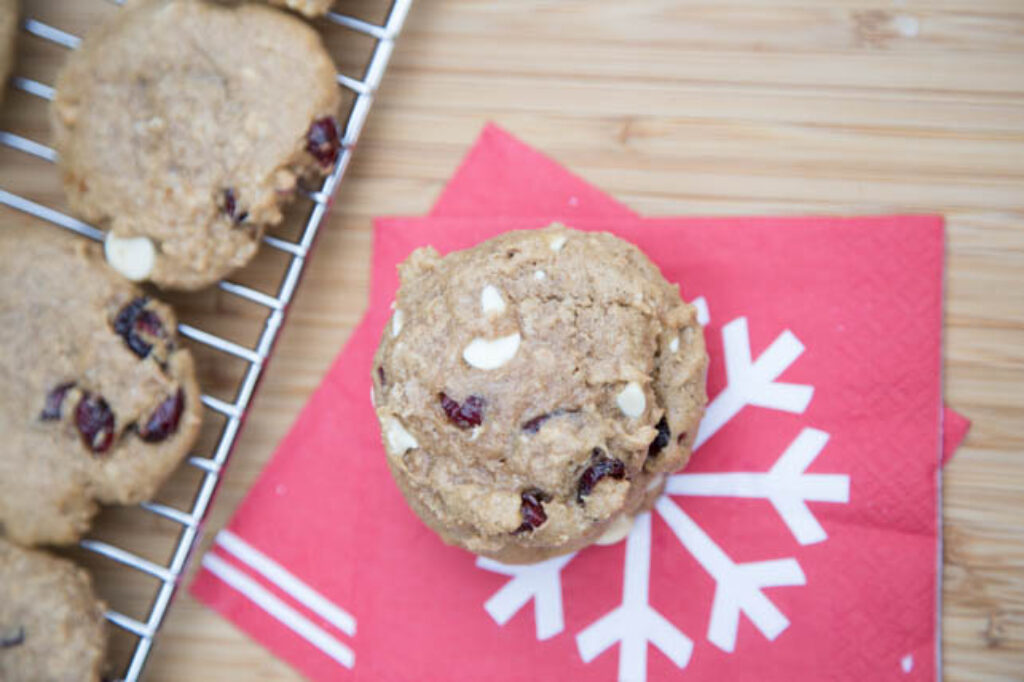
[384,417,418,455]
[469,426,482,441]
[669,336,680,353]
[616,381,646,418]
[462,332,521,370]
[534,270,546,281]
[391,309,404,338]
[370,387,376,407]
[104,234,155,282]
[480,285,506,316]
[549,235,567,252]
[595,514,635,546]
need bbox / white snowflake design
[476,300,851,681]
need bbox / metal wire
[0,1,413,679]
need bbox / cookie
[0,227,202,546]
[0,0,16,103]
[0,538,107,682]
[372,225,708,563]
[268,0,333,17]
[51,0,342,290]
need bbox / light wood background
[2,1,1023,680]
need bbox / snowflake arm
[668,428,850,545]
[576,513,694,681]
[655,497,805,652]
[694,317,814,450]
[475,308,848,682]
[476,554,575,640]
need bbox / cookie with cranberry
[51,0,342,290]
[0,0,17,104]
[0,227,202,546]
[372,225,708,564]
[268,0,334,17]
[0,538,107,682]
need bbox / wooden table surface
[3,1,1023,680]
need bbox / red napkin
[432,123,968,464]
[193,184,948,679]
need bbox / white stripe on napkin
[201,553,355,669]
[215,529,357,637]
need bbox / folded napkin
[193,127,952,682]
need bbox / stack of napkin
[192,125,969,682]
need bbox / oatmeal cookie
[51,0,342,289]
[0,538,107,682]
[0,227,202,546]
[372,225,707,563]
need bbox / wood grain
[2,0,1022,680]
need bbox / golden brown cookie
[0,227,202,546]
[372,225,708,563]
[0,538,107,682]
[51,0,342,290]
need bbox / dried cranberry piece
[0,627,24,649]
[75,393,115,454]
[222,188,248,224]
[305,117,341,169]
[439,392,485,429]
[135,310,164,339]
[677,431,688,445]
[577,449,627,503]
[377,366,386,385]
[138,389,184,442]
[114,298,167,359]
[41,382,75,421]
[514,488,550,534]
[646,417,671,459]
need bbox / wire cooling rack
[0,1,412,679]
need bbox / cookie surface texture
[51,0,342,289]
[372,226,708,563]
[0,538,107,682]
[0,227,202,546]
